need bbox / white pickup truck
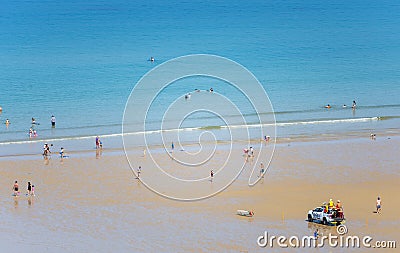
[307,206,345,226]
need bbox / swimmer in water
[342,104,347,108]
[5,119,10,127]
[150,57,155,62]
[352,100,357,109]
[325,104,331,109]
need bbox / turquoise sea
[1,0,400,153]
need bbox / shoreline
[0,127,398,160]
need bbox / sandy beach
[0,135,398,252]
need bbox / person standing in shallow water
[51,115,56,128]
[96,136,101,149]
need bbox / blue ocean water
[1,0,400,147]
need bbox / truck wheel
[308,214,313,222]
[322,218,327,225]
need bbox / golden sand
[0,136,398,252]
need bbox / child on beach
[60,147,65,158]
[31,185,35,196]
[314,229,319,240]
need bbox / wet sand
[0,136,399,252]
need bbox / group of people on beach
[42,135,103,161]
[12,180,35,197]
[322,198,344,218]
[27,115,56,138]
[42,143,66,158]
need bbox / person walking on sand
[376,196,382,214]
[171,142,174,153]
[210,170,214,182]
[60,147,65,158]
[26,182,32,196]
[51,115,56,128]
[259,162,265,178]
[137,166,141,178]
[31,184,35,196]
[13,181,19,196]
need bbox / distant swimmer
[5,119,10,126]
[342,104,347,108]
[184,93,191,100]
[325,104,331,109]
[209,88,214,93]
[150,56,155,62]
[352,100,357,109]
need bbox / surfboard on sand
[237,210,254,217]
